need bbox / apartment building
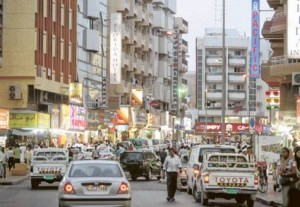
[196,28,258,124]
[0,0,77,111]
[77,0,108,107]
[0,0,3,62]
[261,0,300,112]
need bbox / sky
[176,0,273,71]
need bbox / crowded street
[0,178,269,207]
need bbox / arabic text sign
[9,113,38,128]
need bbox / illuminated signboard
[70,105,87,131]
[0,109,9,130]
[250,0,260,78]
[287,0,300,59]
[69,82,83,104]
[110,13,122,84]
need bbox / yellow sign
[69,82,83,104]
[38,113,50,129]
[9,113,38,128]
[60,104,70,130]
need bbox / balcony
[113,0,131,14]
[270,12,286,34]
[228,56,246,66]
[228,90,246,101]
[206,56,222,65]
[181,39,188,53]
[159,37,169,55]
[265,56,300,78]
[175,17,188,34]
[159,60,168,78]
[267,0,281,9]
[135,59,142,74]
[228,73,246,83]
[153,0,165,5]
[206,73,222,83]
[261,63,280,87]
[132,57,137,70]
[153,10,166,28]
[142,36,150,52]
[133,30,142,48]
[135,4,143,23]
[164,0,176,14]
[122,52,129,67]
[179,59,188,72]
[142,62,149,77]
[206,90,223,101]
[148,62,154,76]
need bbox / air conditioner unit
[8,85,22,100]
[292,72,300,85]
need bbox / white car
[98,146,116,160]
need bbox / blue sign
[249,117,255,128]
[250,0,260,78]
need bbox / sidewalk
[256,177,283,207]
[0,168,29,185]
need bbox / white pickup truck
[192,153,258,207]
[30,148,69,189]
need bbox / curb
[256,196,283,207]
[0,175,29,185]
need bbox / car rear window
[69,163,123,178]
[199,148,235,162]
[120,152,144,161]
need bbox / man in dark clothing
[160,148,167,165]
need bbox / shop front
[111,107,129,142]
[130,108,147,138]
[0,108,9,147]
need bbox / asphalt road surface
[0,178,270,207]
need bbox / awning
[11,129,48,138]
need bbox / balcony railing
[271,56,300,65]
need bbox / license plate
[44,175,55,180]
[225,188,238,194]
[87,185,108,192]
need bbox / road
[0,178,269,207]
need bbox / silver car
[58,160,131,207]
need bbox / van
[186,144,237,194]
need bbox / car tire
[192,184,201,202]
[145,169,152,181]
[235,195,246,204]
[31,179,39,189]
[246,198,254,207]
[201,190,208,206]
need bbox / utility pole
[221,0,226,144]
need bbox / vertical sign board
[171,34,179,112]
[297,97,300,123]
[250,0,260,78]
[288,0,300,59]
[110,13,122,84]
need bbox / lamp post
[221,0,226,144]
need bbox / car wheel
[31,179,39,189]
[145,169,152,181]
[201,190,208,206]
[246,198,254,207]
[235,195,246,204]
[192,184,201,202]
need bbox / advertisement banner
[110,13,122,84]
[69,82,83,104]
[131,109,147,126]
[116,107,129,125]
[86,109,101,131]
[148,113,161,128]
[70,105,87,131]
[108,96,120,110]
[50,105,60,129]
[250,0,260,78]
[60,104,70,130]
[9,113,38,129]
[195,123,249,133]
[131,89,143,106]
[288,0,300,59]
[37,113,50,129]
[0,109,9,130]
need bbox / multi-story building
[77,0,108,107]
[196,28,258,129]
[0,0,77,111]
[0,0,3,62]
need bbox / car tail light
[254,176,259,185]
[118,182,129,194]
[64,182,75,194]
[204,174,209,184]
[193,169,201,177]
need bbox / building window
[234,67,243,73]
[208,84,217,90]
[234,50,241,56]
[236,85,244,90]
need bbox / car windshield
[121,152,144,161]
[199,148,235,162]
[69,163,122,178]
[35,151,66,157]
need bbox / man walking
[163,148,182,202]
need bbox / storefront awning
[11,129,48,138]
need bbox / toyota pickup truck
[192,153,258,207]
[30,148,69,189]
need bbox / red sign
[149,100,161,108]
[195,123,249,133]
[70,105,87,131]
[0,109,9,130]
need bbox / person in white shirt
[178,146,188,158]
[163,148,182,202]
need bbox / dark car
[120,151,161,181]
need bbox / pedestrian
[0,147,7,178]
[160,148,167,165]
[279,147,297,207]
[6,147,14,171]
[91,146,100,160]
[13,144,21,163]
[25,146,32,168]
[287,147,300,207]
[20,145,26,163]
[163,148,182,202]
[178,145,187,158]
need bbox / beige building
[0,0,77,111]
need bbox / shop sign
[250,0,260,78]
[110,13,122,84]
[70,105,87,131]
[171,35,180,111]
[132,109,147,126]
[195,123,249,133]
[50,105,60,129]
[131,89,143,106]
[60,104,70,130]
[69,82,83,104]
[148,113,161,128]
[86,109,101,131]
[9,113,38,128]
[116,107,129,125]
[108,96,120,110]
[149,100,161,108]
[287,0,300,59]
[0,109,9,130]
[37,113,50,129]
[297,96,300,123]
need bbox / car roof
[192,144,236,149]
[33,148,67,152]
[71,160,119,165]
